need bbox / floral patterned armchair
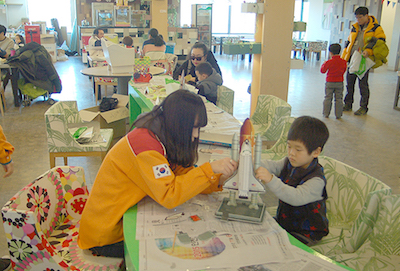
[310,156,392,258]
[216,85,234,115]
[250,95,292,142]
[332,194,400,271]
[1,166,123,270]
[45,101,113,168]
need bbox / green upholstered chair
[260,116,295,161]
[333,194,400,271]
[216,85,234,115]
[45,101,113,168]
[1,166,123,270]
[250,95,291,142]
[310,156,392,257]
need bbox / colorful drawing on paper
[155,235,226,260]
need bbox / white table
[80,66,165,95]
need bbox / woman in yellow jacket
[0,125,14,178]
[341,6,386,116]
[78,89,238,258]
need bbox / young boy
[195,62,222,104]
[255,116,329,245]
[320,43,347,119]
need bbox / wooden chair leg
[64,157,68,165]
[49,154,55,168]
[95,83,100,105]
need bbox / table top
[129,75,242,136]
[124,194,351,271]
[80,66,165,78]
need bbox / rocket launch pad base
[215,197,265,223]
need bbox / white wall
[0,0,28,28]
[381,2,400,70]
[304,0,331,43]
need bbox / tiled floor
[0,54,399,258]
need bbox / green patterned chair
[310,156,392,257]
[260,116,295,161]
[333,194,400,271]
[250,95,291,142]
[216,85,234,115]
[45,101,113,168]
[1,166,123,270]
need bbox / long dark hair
[148,28,164,47]
[134,89,207,167]
[188,42,209,60]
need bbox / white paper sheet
[135,195,299,270]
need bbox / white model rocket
[223,119,265,200]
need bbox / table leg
[220,37,223,55]
[394,76,400,111]
[249,54,252,63]
[118,77,130,95]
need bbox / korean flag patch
[153,164,172,179]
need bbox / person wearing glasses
[173,42,222,86]
[341,6,386,116]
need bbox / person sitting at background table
[142,28,166,56]
[173,42,222,86]
[88,27,106,61]
[78,89,238,258]
[195,62,222,104]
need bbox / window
[27,0,73,32]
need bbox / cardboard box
[40,34,55,44]
[79,94,130,139]
[42,43,57,63]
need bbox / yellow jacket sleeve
[133,150,221,209]
[0,125,14,165]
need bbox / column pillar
[250,0,295,115]
[151,0,168,38]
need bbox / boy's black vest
[276,157,329,241]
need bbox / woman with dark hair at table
[142,28,166,56]
[78,89,237,258]
[173,42,222,86]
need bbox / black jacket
[6,42,62,93]
[172,50,222,85]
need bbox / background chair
[45,101,113,168]
[216,85,234,115]
[1,166,123,270]
[310,156,392,257]
[261,116,295,160]
[0,81,6,116]
[147,52,178,76]
[333,194,400,271]
[250,94,292,142]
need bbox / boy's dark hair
[195,62,213,76]
[0,25,6,35]
[288,116,329,154]
[93,27,104,36]
[123,36,133,46]
[329,43,341,55]
[355,7,368,15]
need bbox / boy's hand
[255,167,273,184]
[3,161,14,178]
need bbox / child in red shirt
[320,43,347,119]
